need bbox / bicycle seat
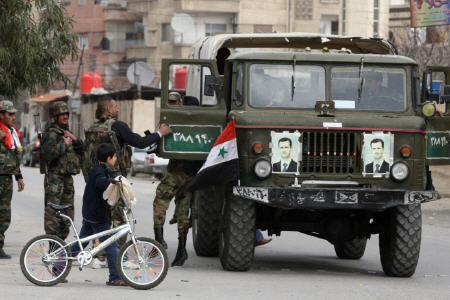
[47,203,73,210]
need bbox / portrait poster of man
[362,132,394,177]
[271,131,301,173]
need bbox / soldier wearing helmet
[0,100,25,259]
[40,101,83,241]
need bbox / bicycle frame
[52,207,138,263]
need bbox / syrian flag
[187,119,239,191]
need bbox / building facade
[61,0,142,90]
[126,0,390,86]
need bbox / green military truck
[158,33,450,277]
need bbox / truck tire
[192,187,221,257]
[219,194,255,271]
[379,204,421,277]
[334,236,367,259]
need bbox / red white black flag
[187,119,239,191]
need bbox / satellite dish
[171,13,195,33]
[127,62,154,87]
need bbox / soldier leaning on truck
[0,100,25,259]
[91,98,171,245]
[41,101,84,240]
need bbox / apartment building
[60,0,142,90]
[126,0,390,86]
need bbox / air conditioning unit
[121,0,127,8]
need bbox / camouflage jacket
[0,129,22,176]
[41,123,83,175]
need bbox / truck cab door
[159,59,227,160]
[421,67,450,165]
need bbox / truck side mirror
[204,75,223,97]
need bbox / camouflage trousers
[44,173,74,240]
[153,170,192,237]
[0,175,13,249]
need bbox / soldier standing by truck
[0,100,25,259]
[153,159,202,266]
[41,101,83,240]
[82,98,171,246]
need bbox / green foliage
[0,0,78,98]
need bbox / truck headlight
[391,162,409,181]
[254,159,271,179]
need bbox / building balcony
[175,0,239,13]
[127,0,152,16]
[126,45,152,60]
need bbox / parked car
[130,147,169,178]
[23,135,40,167]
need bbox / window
[235,63,243,106]
[249,64,326,108]
[342,0,346,35]
[331,66,406,111]
[61,0,70,6]
[78,0,85,6]
[78,33,88,50]
[373,0,380,37]
[205,24,227,37]
[253,24,273,33]
[161,23,173,42]
[168,64,218,106]
[320,15,339,35]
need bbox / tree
[0,0,78,99]
[390,26,450,74]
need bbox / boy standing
[72,143,126,286]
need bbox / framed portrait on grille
[362,132,394,177]
[271,131,301,174]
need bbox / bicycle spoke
[121,240,165,286]
[23,238,69,284]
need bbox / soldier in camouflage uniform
[41,101,83,240]
[0,100,25,259]
[88,98,171,246]
[153,159,201,266]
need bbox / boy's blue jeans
[71,220,120,282]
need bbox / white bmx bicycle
[20,185,168,290]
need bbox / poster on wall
[410,0,450,27]
[362,132,394,177]
[271,131,301,174]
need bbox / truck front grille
[300,131,361,174]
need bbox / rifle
[34,113,47,175]
[108,131,127,177]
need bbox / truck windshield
[249,64,325,108]
[331,66,406,111]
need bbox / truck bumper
[233,186,440,211]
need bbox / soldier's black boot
[171,236,188,267]
[154,226,168,249]
[0,248,11,259]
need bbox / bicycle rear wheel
[117,237,168,290]
[20,234,72,286]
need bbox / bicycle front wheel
[117,237,168,290]
[20,234,72,286]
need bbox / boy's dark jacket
[82,163,114,223]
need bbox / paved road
[1,167,450,299]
